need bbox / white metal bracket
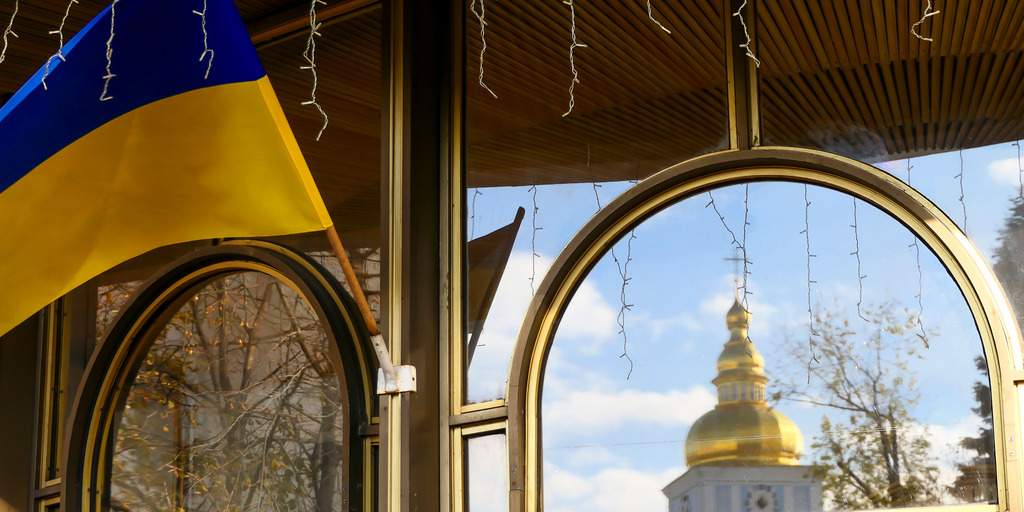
[370,334,417,394]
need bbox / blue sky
[465,141,1024,512]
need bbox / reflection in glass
[110,272,345,512]
[97,280,142,343]
[541,181,995,512]
[466,434,509,512]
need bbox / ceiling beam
[247,0,379,47]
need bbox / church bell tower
[662,299,822,512]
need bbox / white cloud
[544,386,716,433]
[559,445,627,470]
[466,251,619,402]
[643,311,703,342]
[480,251,617,346]
[919,418,985,489]
[545,464,682,512]
[987,157,1023,186]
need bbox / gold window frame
[60,241,379,512]
[504,146,1024,512]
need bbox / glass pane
[110,272,346,512]
[464,0,730,403]
[466,434,509,512]
[97,280,143,343]
[541,182,994,512]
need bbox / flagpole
[325,226,415,393]
[325,225,380,335]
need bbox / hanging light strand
[99,0,118,101]
[705,191,741,249]
[594,182,636,379]
[907,160,929,348]
[732,0,760,67]
[645,0,671,34]
[912,0,940,42]
[0,0,17,66]
[561,0,587,117]
[528,185,542,295]
[1014,140,1022,201]
[301,0,328,140]
[41,0,77,90]
[956,149,967,234]
[469,189,483,239]
[801,184,819,381]
[740,184,752,310]
[470,0,497,98]
[614,228,637,379]
[851,198,869,322]
[193,0,214,79]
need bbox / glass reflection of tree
[110,272,345,512]
[774,301,942,509]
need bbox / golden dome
[683,299,803,467]
[685,403,803,466]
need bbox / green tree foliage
[773,301,940,509]
[949,356,996,503]
[944,194,1024,503]
[992,198,1024,327]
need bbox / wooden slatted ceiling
[4,0,1024,196]
[758,0,1024,160]
[259,7,383,247]
[465,0,730,188]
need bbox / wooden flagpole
[325,225,380,335]
[325,225,414,393]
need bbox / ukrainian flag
[0,0,333,336]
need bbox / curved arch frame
[63,241,378,512]
[506,147,1024,511]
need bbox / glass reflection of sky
[466,141,1022,511]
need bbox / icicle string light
[614,228,637,379]
[740,184,752,309]
[912,0,940,42]
[732,0,760,67]
[593,182,636,379]
[528,185,541,295]
[470,0,497,98]
[301,0,328,140]
[194,0,214,79]
[907,160,929,347]
[956,149,967,234]
[41,0,77,90]
[561,0,587,117]
[706,191,741,249]
[469,189,483,239]
[1014,140,1022,201]
[99,0,118,101]
[0,0,17,66]
[801,184,818,381]
[645,0,671,34]
[851,198,869,322]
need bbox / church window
[716,486,731,512]
[794,486,811,512]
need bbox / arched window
[65,243,376,512]
[506,148,1022,512]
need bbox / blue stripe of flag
[0,0,266,192]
